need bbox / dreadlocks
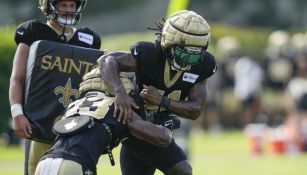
[147,18,165,41]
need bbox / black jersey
[14,20,101,49]
[41,92,145,174]
[131,41,217,102]
[43,120,109,174]
[119,42,217,174]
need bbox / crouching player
[34,68,176,175]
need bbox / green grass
[1,130,307,175]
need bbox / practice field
[0,130,306,175]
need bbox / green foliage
[0,27,16,132]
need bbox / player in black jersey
[98,10,217,175]
[9,1,101,175]
[34,68,172,175]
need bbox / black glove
[154,113,181,130]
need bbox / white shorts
[35,158,83,175]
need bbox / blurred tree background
[1,0,307,33]
[0,0,307,133]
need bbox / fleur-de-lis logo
[85,170,93,175]
[64,119,77,130]
[54,78,79,107]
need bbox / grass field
[0,130,307,175]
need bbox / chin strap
[59,23,67,42]
[171,59,191,71]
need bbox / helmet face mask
[170,45,204,65]
[39,0,87,26]
[167,45,205,71]
[161,10,210,71]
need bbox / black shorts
[120,136,187,175]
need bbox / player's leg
[58,160,84,175]
[127,112,172,148]
[120,144,156,175]
[25,139,51,175]
[35,158,83,175]
[164,160,192,175]
[35,158,62,175]
[121,137,192,175]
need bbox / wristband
[160,96,171,109]
[11,103,24,118]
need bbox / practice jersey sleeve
[93,34,101,49]
[130,42,143,62]
[81,27,101,49]
[14,20,37,46]
[201,51,218,80]
[130,41,163,74]
[130,42,144,73]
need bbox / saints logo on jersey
[84,169,93,175]
[54,78,80,107]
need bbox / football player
[9,1,101,175]
[99,10,217,175]
[34,68,173,175]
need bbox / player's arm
[127,111,172,148]
[97,52,139,124]
[141,80,208,120]
[9,43,32,138]
[167,80,207,120]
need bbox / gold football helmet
[39,0,87,26]
[161,10,211,71]
[79,68,134,96]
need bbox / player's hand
[140,84,161,105]
[114,92,139,124]
[13,115,32,138]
